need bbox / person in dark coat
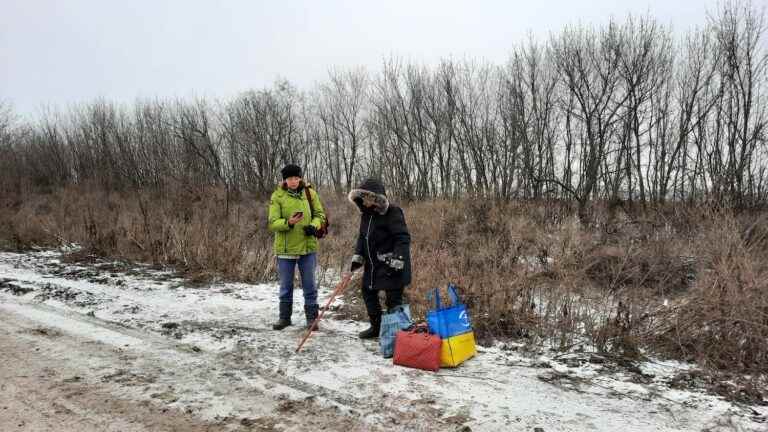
[347,178,412,339]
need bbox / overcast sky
[1,0,722,118]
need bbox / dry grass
[650,211,768,373]
[1,186,767,380]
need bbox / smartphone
[292,211,304,218]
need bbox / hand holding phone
[288,211,304,226]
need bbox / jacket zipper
[284,190,299,254]
[365,214,375,290]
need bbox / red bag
[393,324,442,372]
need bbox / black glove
[350,254,364,271]
[303,225,317,236]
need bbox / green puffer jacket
[268,182,326,256]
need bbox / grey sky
[2,0,721,118]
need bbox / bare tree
[613,16,673,205]
[549,22,629,220]
[223,81,302,195]
[707,1,768,207]
[0,100,21,195]
[503,38,560,199]
[315,68,370,191]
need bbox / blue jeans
[277,253,318,308]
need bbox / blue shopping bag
[427,284,472,339]
[380,304,412,358]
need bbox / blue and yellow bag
[427,284,476,367]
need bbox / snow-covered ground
[0,249,765,431]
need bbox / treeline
[1,2,767,216]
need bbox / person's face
[361,192,378,208]
[286,176,301,190]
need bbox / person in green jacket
[268,164,326,330]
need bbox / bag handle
[406,323,431,334]
[427,287,442,310]
[447,283,461,306]
[427,284,464,310]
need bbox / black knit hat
[357,178,386,196]
[281,164,303,180]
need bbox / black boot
[272,302,292,330]
[358,315,381,339]
[304,304,320,330]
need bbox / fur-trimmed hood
[348,189,390,215]
[348,178,390,215]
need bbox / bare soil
[0,310,378,432]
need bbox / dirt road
[0,304,387,432]
[0,317,243,432]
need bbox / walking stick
[296,271,354,353]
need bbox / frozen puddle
[0,250,765,431]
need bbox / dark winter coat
[349,179,412,292]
